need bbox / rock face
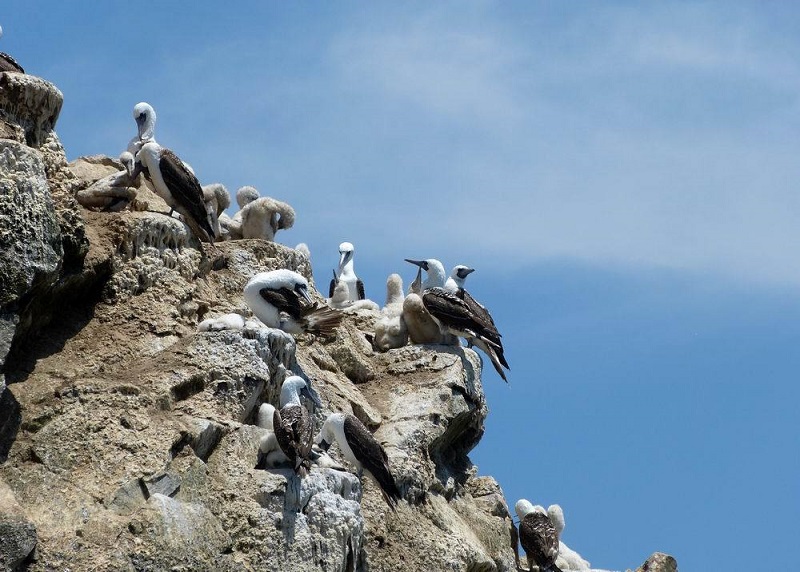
[0,72,675,572]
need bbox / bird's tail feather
[302,305,343,335]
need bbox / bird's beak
[339,251,348,268]
[405,259,425,268]
[135,115,146,136]
[301,383,323,408]
[295,284,313,304]
[464,267,475,276]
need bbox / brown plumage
[0,52,24,73]
[342,414,402,510]
[157,148,216,243]
[273,405,314,477]
[519,511,562,572]
[259,287,342,336]
[421,287,509,382]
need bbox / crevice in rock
[0,384,22,463]
[170,374,205,402]
[3,259,112,385]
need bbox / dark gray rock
[0,514,37,571]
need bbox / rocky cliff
[0,73,674,572]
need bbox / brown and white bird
[244,269,342,335]
[515,499,563,572]
[272,376,322,477]
[316,412,402,510]
[133,141,215,244]
[406,258,509,382]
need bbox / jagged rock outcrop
[0,71,675,572]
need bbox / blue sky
[5,2,800,569]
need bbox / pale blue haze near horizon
[4,2,800,570]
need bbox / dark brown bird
[515,499,563,572]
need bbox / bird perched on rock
[202,183,231,240]
[132,141,215,244]
[373,274,409,351]
[402,258,455,345]
[406,258,509,382]
[515,499,563,572]
[240,196,295,241]
[243,269,342,335]
[273,376,322,477]
[329,242,365,302]
[316,412,402,510]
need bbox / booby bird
[127,102,157,156]
[273,376,322,477]
[202,183,231,240]
[243,269,342,335]
[445,265,475,292]
[405,258,447,291]
[256,402,289,467]
[316,412,402,510]
[133,141,215,244]
[373,274,408,351]
[0,26,24,74]
[223,186,259,239]
[329,242,365,302]
[515,499,563,572]
[406,259,508,381]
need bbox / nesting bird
[329,242,365,303]
[0,26,25,74]
[515,499,563,572]
[243,269,342,335]
[402,259,452,345]
[273,376,322,477]
[407,258,509,382]
[202,183,231,240]
[256,402,289,468]
[373,274,409,351]
[316,412,402,510]
[133,141,216,244]
[240,196,296,241]
[197,312,246,332]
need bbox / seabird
[202,183,231,240]
[402,259,457,345]
[222,186,259,239]
[329,242,365,302]
[272,376,322,477]
[0,26,24,74]
[316,412,402,510]
[127,102,157,156]
[406,259,508,381]
[405,258,447,291]
[197,312,245,332]
[445,265,475,292]
[256,402,289,467]
[239,196,296,241]
[243,269,342,335]
[132,141,216,244]
[373,274,409,351]
[515,499,563,572]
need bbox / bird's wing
[422,288,481,334]
[343,414,400,507]
[159,148,215,239]
[357,279,366,300]
[259,287,304,320]
[519,513,560,569]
